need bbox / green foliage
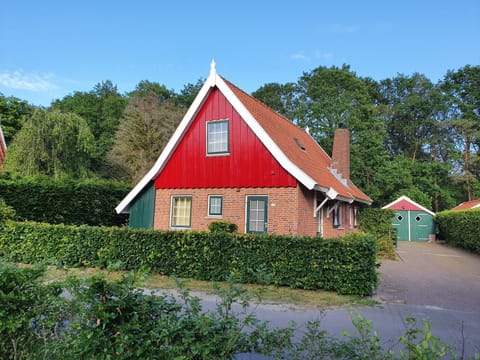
[107,94,184,182]
[0,93,35,144]
[0,263,65,359]
[0,221,378,296]
[436,209,480,254]
[0,263,292,359]
[0,177,130,226]
[359,208,396,259]
[0,263,475,359]
[208,220,238,233]
[0,197,16,221]
[3,109,95,179]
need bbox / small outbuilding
[382,195,435,242]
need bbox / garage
[382,195,435,242]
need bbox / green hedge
[436,209,480,254]
[0,220,378,296]
[359,208,396,259]
[0,177,130,226]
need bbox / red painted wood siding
[154,88,296,189]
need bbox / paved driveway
[375,241,480,312]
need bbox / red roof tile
[452,199,480,210]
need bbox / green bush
[0,220,378,296]
[208,220,238,233]
[436,209,480,254]
[359,208,396,259]
[0,197,16,221]
[0,176,130,226]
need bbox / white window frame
[206,119,230,156]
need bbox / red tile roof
[452,199,480,210]
[223,78,372,204]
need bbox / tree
[175,78,204,109]
[3,110,95,179]
[108,94,184,182]
[128,80,175,102]
[51,80,127,163]
[252,82,297,119]
[379,73,447,162]
[441,65,480,200]
[0,93,35,144]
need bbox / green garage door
[393,210,434,242]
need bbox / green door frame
[246,196,268,234]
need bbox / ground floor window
[246,196,268,233]
[171,196,192,228]
[208,195,223,217]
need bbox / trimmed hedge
[0,177,130,226]
[0,220,378,296]
[436,209,480,254]
[359,208,396,259]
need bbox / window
[208,195,223,216]
[171,196,192,228]
[207,120,229,155]
[246,196,268,233]
[333,205,342,228]
[353,207,359,228]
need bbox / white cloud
[330,24,360,34]
[291,51,334,62]
[290,51,311,61]
[0,70,58,91]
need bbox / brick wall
[154,185,359,238]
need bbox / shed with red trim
[382,195,436,242]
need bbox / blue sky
[1,0,479,107]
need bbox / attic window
[294,138,306,151]
[207,120,229,155]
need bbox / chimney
[332,125,350,180]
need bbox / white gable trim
[382,195,435,216]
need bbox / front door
[246,196,268,234]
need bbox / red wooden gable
[154,88,296,189]
[385,199,425,211]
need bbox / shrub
[0,220,378,296]
[436,209,480,254]
[359,208,396,259]
[0,176,130,226]
[208,220,238,233]
[0,197,16,221]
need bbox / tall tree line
[1,65,478,211]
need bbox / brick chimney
[332,125,350,180]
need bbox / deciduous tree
[3,110,95,178]
[108,93,184,182]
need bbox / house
[116,62,372,238]
[451,199,480,211]
[0,123,6,169]
[382,195,435,242]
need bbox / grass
[37,264,377,309]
